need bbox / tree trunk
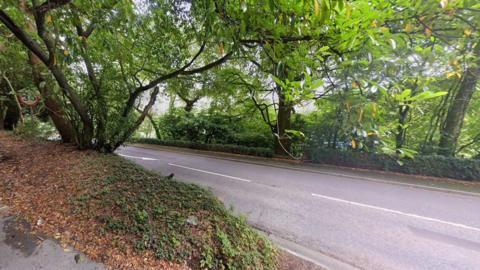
[146,113,162,139]
[0,103,6,130]
[274,87,293,155]
[18,0,75,143]
[27,43,76,143]
[438,43,480,156]
[396,105,409,149]
[178,93,200,113]
[2,4,94,148]
[184,100,194,112]
[2,74,24,125]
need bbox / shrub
[231,132,274,148]
[308,147,480,181]
[130,138,274,158]
[149,110,274,149]
[13,119,56,140]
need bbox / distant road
[117,145,480,270]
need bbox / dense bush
[308,147,480,181]
[230,133,273,148]
[148,110,274,149]
[130,137,274,158]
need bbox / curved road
[117,145,480,270]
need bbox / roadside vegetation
[82,156,276,269]
[0,0,479,268]
[0,132,277,269]
[1,1,479,162]
[130,137,274,158]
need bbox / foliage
[150,109,273,148]
[0,0,237,151]
[78,155,277,269]
[0,132,277,269]
[309,147,480,181]
[1,0,479,159]
[13,119,57,139]
[130,137,274,158]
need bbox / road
[117,145,480,270]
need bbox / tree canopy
[1,0,479,158]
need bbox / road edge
[253,226,360,270]
[127,144,480,198]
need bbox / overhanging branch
[0,10,49,64]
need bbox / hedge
[129,138,274,158]
[308,148,480,181]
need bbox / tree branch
[36,0,71,14]
[0,10,49,64]
[120,42,206,117]
[240,35,326,45]
[180,51,233,75]
[0,8,93,137]
[114,86,160,150]
[122,45,233,118]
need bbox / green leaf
[271,75,287,89]
[406,91,448,102]
[396,89,412,101]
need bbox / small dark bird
[167,173,174,179]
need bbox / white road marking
[118,153,158,161]
[128,145,480,199]
[168,163,252,182]
[278,246,329,269]
[312,193,480,233]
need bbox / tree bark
[274,86,293,155]
[28,50,75,143]
[0,104,6,130]
[178,94,200,113]
[2,74,24,124]
[146,113,162,139]
[438,43,480,156]
[184,100,195,112]
[0,7,94,148]
[112,87,160,151]
[19,0,75,143]
[396,105,409,149]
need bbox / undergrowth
[75,154,277,269]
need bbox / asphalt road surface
[117,145,480,270]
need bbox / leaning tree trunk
[28,52,76,143]
[146,113,162,139]
[3,0,94,149]
[20,0,75,143]
[438,43,480,156]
